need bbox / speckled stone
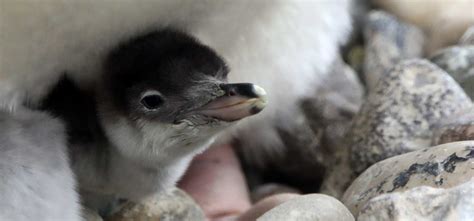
[342,141,474,215]
[363,10,424,91]
[257,194,355,221]
[349,59,472,174]
[433,108,474,145]
[358,179,474,221]
[106,188,205,221]
[430,45,474,99]
[460,26,474,45]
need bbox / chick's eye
[141,94,164,110]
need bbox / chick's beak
[197,83,267,122]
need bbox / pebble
[460,26,474,45]
[258,194,354,221]
[106,188,205,221]
[371,0,474,54]
[433,108,474,145]
[343,141,474,215]
[358,179,474,221]
[430,45,474,99]
[363,10,424,91]
[349,59,472,174]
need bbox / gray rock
[257,194,355,221]
[302,56,364,196]
[363,10,425,91]
[303,55,364,151]
[83,208,103,221]
[432,108,474,145]
[371,0,474,55]
[106,188,205,221]
[460,26,474,45]
[346,45,365,75]
[319,151,356,200]
[342,141,474,215]
[245,56,364,193]
[431,45,474,99]
[358,179,474,221]
[349,59,472,174]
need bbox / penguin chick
[41,28,267,211]
[0,108,81,221]
[2,0,352,180]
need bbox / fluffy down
[0,0,352,166]
[0,108,80,221]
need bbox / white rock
[343,141,474,215]
[258,194,354,221]
[358,179,474,221]
[372,0,474,55]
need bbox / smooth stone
[343,141,474,215]
[358,179,474,221]
[460,26,474,45]
[257,194,354,221]
[430,45,474,99]
[349,59,472,174]
[371,0,474,54]
[106,188,205,221]
[251,183,301,203]
[433,108,474,145]
[363,10,424,91]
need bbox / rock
[349,59,472,174]
[358,179,474,221]
[371,0,474,54]
[106,188,205,221]
[302,56,364,196]
[251,183,301,203]
[303,55,363,142]
[257,194,355,221]
[321,56,365,107]
[430,45,474,98]
[247,119,324,193]
[346,45,365,75]
[243,56,364,193]
[319,151,356,200]
[433,108,474,145]
[460,26,474,45]
[363,10,424,91]
[83,208,103,221]
[342,141,474,215]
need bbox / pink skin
[178,143,299,221]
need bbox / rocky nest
[86,4,474,221]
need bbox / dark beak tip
[221,83,267,99]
